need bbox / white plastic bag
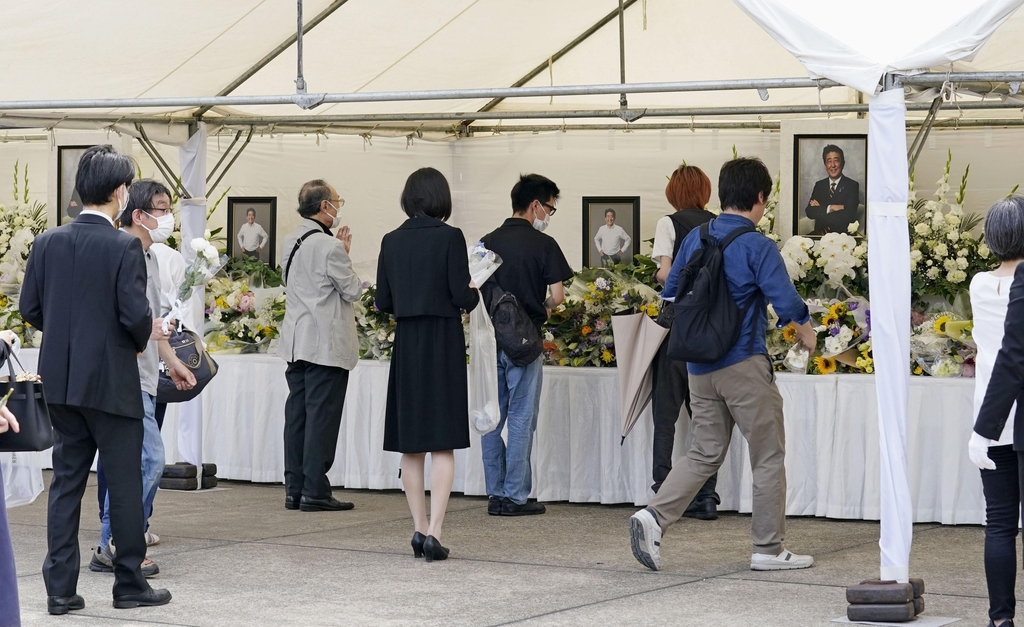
[2,451,45,508]
[468,242,502,287]
[468,304,501,435]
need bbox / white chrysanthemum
[847,221,860,234]
[926,267,940,279]
[910,250,923,262]
[915,223,931,236]
[943,258,957,272]
[956,257,969,270]
[933,243,948,258]
[979,244,990,258]
[947,230,960,243]
[825,336,844,355]
[947,269,967,283]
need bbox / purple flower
[361,281,372,290]
[829,325,841,337]
[865,309,872,331]
[847,301,859,311]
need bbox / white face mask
[143,211,175,243]
[532,204,550,232]
[118,187,130,215]
[327,201,342,229]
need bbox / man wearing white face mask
[279,179,362,512]
[479,174,573,516]
[90,180,197,578]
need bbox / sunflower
[933,315,951,335]
[822,313,839,327]
[913,365,924,375]
[829,302,847,318]
[601,350,614,364]
[813,356,837,374]
[581,325,593,336]
[782,325,798,343]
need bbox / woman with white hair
[968,195,1024,627]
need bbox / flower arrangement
[778,299,871,374]
[204,277,285,353]
[353,284,396,360]
[908,150,995,307]
[542,268,659,367]
[909,312,976,377]
[780,232,868,298]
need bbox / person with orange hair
[648,164,720,518]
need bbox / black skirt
[383,315,470,453]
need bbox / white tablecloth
[17,351,984,524]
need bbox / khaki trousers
[648,355,787,555]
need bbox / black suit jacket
[975,263,1024,448]
[805,176,861,235]
[375,216,479,318]
[20,213,152,419]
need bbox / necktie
[829,182,836,197]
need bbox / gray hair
[297,179,331,218]
[984,195,1024,262]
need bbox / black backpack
[484,283,543,367]
[667,222,758,364]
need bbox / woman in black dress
[376,167,479,562]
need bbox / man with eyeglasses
[479,174,573,516]
[278,180,361,512]
[90,179,196,580]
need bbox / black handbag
[156,328,219,404]
[0,342,54,452]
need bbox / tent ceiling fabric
[0,0,1023,128]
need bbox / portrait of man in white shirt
[593,208,632,268]
[235,206,271,263]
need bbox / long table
[18,351,983,524]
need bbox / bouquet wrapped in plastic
[468,241,502,287]
[164,237,228,334]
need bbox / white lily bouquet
[163,237,228,334]
[468,241,502,287]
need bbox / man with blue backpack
[629,157,817,572]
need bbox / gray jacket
[278,219,363,370]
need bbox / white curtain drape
[176,122,208,466]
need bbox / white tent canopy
[1,0,1023,137]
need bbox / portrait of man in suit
[794,137,867,238]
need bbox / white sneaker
[629,508,662,571]
[750,549,814,571]
[145,531,160,547]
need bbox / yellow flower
[581,325,593,336]
[215,297,227,309]
[813,356,837,374]
[913,365,924,375]
[822,313,839,327]
[782,325,798,343]
[558,358,567,366]
[933,315,951,335]
[829,302,847,317]
[645,303,659,318]
[601,350,614,363]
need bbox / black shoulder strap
[719,224,756,249]
[285,230,322,282]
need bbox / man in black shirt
[480,174,573,516]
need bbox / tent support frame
[206,130,243,184]
[207,127,254,196]
[136,124,191,199]
[906,96,943,175]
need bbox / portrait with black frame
[227,197,277,265]
[793,134,868,238]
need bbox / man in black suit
[805,144,861,235]
[20,145,173,613]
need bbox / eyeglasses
[330,198,345,208]
[541,201,557,216]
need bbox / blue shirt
[662,213,809,375]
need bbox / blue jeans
[100,392,162,548]
[481,352,543,505]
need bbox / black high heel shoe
[422,535,449,563]
[411,532,426,558]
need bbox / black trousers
[650,337,719,503]
[44,404,149,598]
[980,444,1024,622]
[284,361,350,499]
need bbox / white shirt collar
[829,175,843,186]
[79,209,115,226]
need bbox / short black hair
[604,209,616,219]
[985,196,1024,261]
[298,179,332,218]
[120,179,171,227]
[246,208,256,217]
[401,167,452,221]
[718,157,773,212]
[76,145,135,207]
[511,173,560,214]
[822,144,845,167]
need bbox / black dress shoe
[500,498,546,516]
[113,588,172,609]
[682,499,718,521]
[487,496,502,516]
[411,531,426,558]
[285,495,300,510]
[300,496,354,512]
[47,594,85,615]
[422,535,449,563]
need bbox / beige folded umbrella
[611,312,670,444]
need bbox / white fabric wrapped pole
[176,123,208,467]
[867,88,912,583]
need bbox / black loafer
[47,594,85,615]
[487,496,502,516]
[285,495,300,510]
[682,499,718,521]
[113,588,172,609]
[500,498,546,516]
[300,496,354,512]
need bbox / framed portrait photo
[793,134,867,238]
[583,196,640,268]
[227,197,277,265]
[57,145,97,225]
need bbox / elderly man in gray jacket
[279,179,362,512]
